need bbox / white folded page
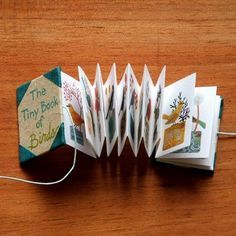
[142,65,154,156]
[156,73,196,157]
[78,66,98,156]
[148,66,166,156]
[61,71,96,158]
[160,95,221,170]
[127,64,141,156]
[136,67,146,153]
[102,64,118,156]
[167,86,217,158]
[92,64,106,156]
[117,65,129,156]
[71,65,198,159]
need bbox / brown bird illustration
[67,104,84,128]
[162,101,184,125]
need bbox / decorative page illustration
[136,70,145,152]
[142,65,155,156]
[148,66,165,156]
[102,64,118,156]
[162,95,221,170]
[156,73,196,158]
[78,66,98,156]
[170,86,217,158]
[61,72,96,158]
[92,64,106,156]
[127,65,140,156]
[117,66,129,156]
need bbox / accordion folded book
[17,64,223,171]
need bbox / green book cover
[17,67,66,163]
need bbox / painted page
[168,86,217,158]
[117,66,129,156]
[92,64,106,156]
[148,66,166,157]
[78,66,98,156]
[142,65,154,156]
[160,95,221,170]
[156,73,196,158]
[61,71,96,158]
[103,64,118,156]
[127,65,140,156]
[136,66,147,153]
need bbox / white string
[217,131,236,137]
[0,103,235,185]
[0,106,77,185]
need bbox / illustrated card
[136,67,147,153]
[127,65,140,156]
[168,86,217,158]
[148,66,165,156]
[102,64,118,156]
[92,64,106,156]
[142,65,154,156]
[78,66,98,156]
[161,95,221,169]
[61,72,96,158]
[117,66,129,156]
[156,73,196,157]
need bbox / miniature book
[17,64,223,171]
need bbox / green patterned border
[44,66,62,88]
[17,67,65,163]
[16,81,31,107]
[19,122,66,164]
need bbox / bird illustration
[162,101,184,125]
[67,104,84,128]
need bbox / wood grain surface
[0,0,236,235]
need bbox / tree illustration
[170,92,190,123]
[63,81,83,116]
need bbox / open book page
[127,65,140,156]
[142,65,154,156]
[103,64,118,156]
[117,66,129,156]
[136,68,146,153]
[141,66,165,157]
[159,96,221,170]
[78,66,98,156]
[61,71,96,158]
[148,66,166,156]
[92,64,106,156]
[156,73,196,157]
[167,86,217,158]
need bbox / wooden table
[0,1,236,235]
